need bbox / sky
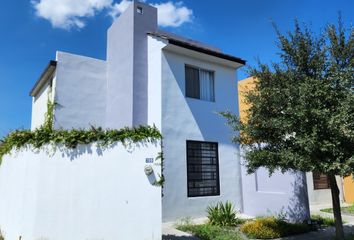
[0,0,353,137]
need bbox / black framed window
[187,140,220,197]
[185,65,215,102]
[313,172,330,190]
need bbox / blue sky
[0,0,353,137]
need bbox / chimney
[106,1,158,128]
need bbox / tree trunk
[329,174,345,240]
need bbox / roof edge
[148,32,246,65]
[30,60,57,97]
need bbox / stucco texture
[0,143,161,240]
[160,49,243,222]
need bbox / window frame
[136,6,143,14]
[185,64,216,102]
[313,172,330,190]
[186,140,220,198]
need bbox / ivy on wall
[153,145,165,188]
[0,100,162,163]
[0,125,162,163]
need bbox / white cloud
[32,0,193,30]
[32,0,113,29]
[152,1,193,27]
[108,0,131,19]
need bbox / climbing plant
[0,100,162,163]
[153,143,165,189]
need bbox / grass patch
[240,217,312,239]
[321,204,354,216]
[177,223,242,240]
[311,215,335,227]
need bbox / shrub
[240,217,312,239]
[311,215,335,227]
[177,223,242,240]
[207,201,239,226]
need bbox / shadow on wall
[287,171,311,222]
[25,141,159,161]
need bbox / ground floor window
[186,140,220,197]
[313,172,330,190]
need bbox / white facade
[160,48,243,221]
[31,80,52,130]
[0,143,161,240]
[54,52,107,129]
[20,2,312,237]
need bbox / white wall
[147,36,168,130]
[0,143,161,240]
[106,2,157,129]
[160,49,243,222]
[106,4,135,129]
[241,164,310,222]
[31,80,52,130]
[54,51,107,129]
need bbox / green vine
[43,100,55,130]
[0,125,161,163]
[0,100,161,163]
[153,145,165,189]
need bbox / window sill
[186,96,216,103]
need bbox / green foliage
[153,145,165,188]
[221,18,354,177]
[311,214,336,226]
[0,96,162,163]
[321,207,334,214]
[44,100,55,130]
[321,204,354,216]
[177,223,242,240]
[207,201,240,226]
[240,217,312,239]
[0,125,162,163]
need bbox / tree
[222,18,354,239]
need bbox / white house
[29,1,309,223]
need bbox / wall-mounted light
[144,165,153,176]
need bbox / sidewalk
[162,221,200,240]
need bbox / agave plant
[207,201,238,226]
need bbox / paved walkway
[162,221,200,240]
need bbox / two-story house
[30,2,309,222]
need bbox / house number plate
[145,158,154,163]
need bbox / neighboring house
[30,2,309,222]
[306,172,344,206]
[343,176,354,203]
[238,77,353,208]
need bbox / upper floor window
[185,65,215,102]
